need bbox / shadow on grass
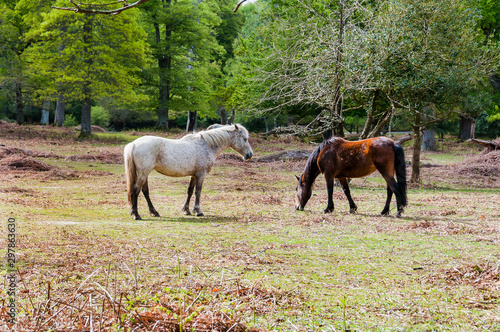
[139,215,240,224]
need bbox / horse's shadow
[137,215,239,224]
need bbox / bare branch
[52,0,152,15]
[233,0,248,13]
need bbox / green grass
[0,131,499,331]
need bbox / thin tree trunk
[411,112,423,183]
[80,13,93,138]
[330,0,345,138]
[156,0,172,130]
[218,106,227,125]
[15,82,24,125]
[54,23,67,127]
[228,108,235,125]
[359,90,378,139]
[186,110,197,132]
[41,101,50,125]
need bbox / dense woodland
[1,0,500,178]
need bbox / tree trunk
[228,108,235,125]
[421,128,436,151]
[186,110,197,132]
[156,0,172,130]
[329,0,345,138]
[458,115,476,140]
[80,13,93,138]
[54,95,65,127]
[360,90,378,139]
[54,23,67,127]
[41,101,50,125]
[218,106,227,125]
[15,82,24,125]
[411,112,423,183]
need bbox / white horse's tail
[124,142,136,206]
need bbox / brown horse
[295,136,407,217]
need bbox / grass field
[0,124,499,331]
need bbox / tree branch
[52,0,152,15]
[233,0,248,13]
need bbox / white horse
[124,124,253,220]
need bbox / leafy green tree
[140,0,224,130]
[373,0,499,182]
[27,0,148,136]
[0,0,52,124]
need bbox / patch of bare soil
[65,152,124,164]
[74,124,107,133]
[0,149,112,181]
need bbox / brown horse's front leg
[338,178,357,213]
[324,176,335,213]
[182,176,196,215]
[192,173,206,217]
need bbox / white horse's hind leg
[131,172,149,220]
[192,172,207,217]
[182,176,196,215]
[142,178,160,217]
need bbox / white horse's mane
[182,124,248,150]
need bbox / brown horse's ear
[295,175,300,181]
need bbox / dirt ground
[0,123,499,331]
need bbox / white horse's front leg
[182,176,196,215]
[193,172,206,217]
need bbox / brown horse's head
[295,174,312,211]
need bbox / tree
[140,0,223,129]
[373,0,499,182]
[28,0,148,137]
[234,0,375,137]
[0,0,52,124]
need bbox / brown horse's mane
[301,139,332,185]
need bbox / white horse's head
[229,124,253,160]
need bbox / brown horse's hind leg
[182,176,196,215]
[381,185,393,216]
[338,178,357,213]
[382,177,403,217]
[142,178,160,217]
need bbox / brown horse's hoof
[134,215,142,220]
[150,211,160,217]
[349,208,357,214]
[324,208,333,214]
[197,213,204,217]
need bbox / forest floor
[0,122,499,331]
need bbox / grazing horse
[295,136,407,217]
[124,124,253,220]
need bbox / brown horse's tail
[124,142,136,206]
[394,144,407,207]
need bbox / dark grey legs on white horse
[142,179,160,217]
[130,176,159,220]
[182,173,206,217]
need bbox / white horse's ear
[234,124,239,131]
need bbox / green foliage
[91,105,110,128]
[65,113,79,127]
